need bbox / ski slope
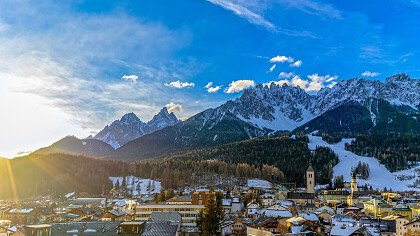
[308,135,419,191]
[109,176,161,195]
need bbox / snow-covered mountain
[227,73,419,132]
[114,74,420,160]
[94,107,180,149]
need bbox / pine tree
[158,189,166,202]
[153,193,159,204]
[166,189,175,200]
[199,192,220,235]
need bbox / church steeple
[306,164,315,194]
[351,169,358,193]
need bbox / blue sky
[0,0,419,157]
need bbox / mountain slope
[114,108,269,161]
[94,107,180,149]
[33,136,114,157]
[293,98,420,134]
[308,135,418,191]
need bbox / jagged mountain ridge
[232,73,419,132]
[113,73,420,160]
[94,107,180,149]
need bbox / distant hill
[33,136,115,157]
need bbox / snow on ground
[308,135,419,191]
[109,176,161,195]
[247,179,272,189]
[237,106,314,131]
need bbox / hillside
[345,133,420,172]
[293,99,420,134]
[308,135,419,191]
[113,111,269,161]
[0,152,282,199]
[33,136,114,157]
[156,135,338,187]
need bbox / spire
[307,163,314,172]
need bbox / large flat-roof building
[135,204,204,233]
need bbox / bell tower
[351,170,358,193]
[306,164,315,193]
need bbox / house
[412,204,420,219]
[140,222,179,236]
[363,198,393,218]
[396,218,420,236]
[232,219,247,235]
[336,203,349,215]
[246,202,260,219]
[22,225,52,236]
[101,209,126,221]
[250,216,279,235]
[191,192,212,205]
[3,208,39,225]
[298,213,320,223]
[50,222,120,235]
[220,221,233,236]
[314,206,335,215]
[246,226,273,236]
[261,193,275,207]
[231,198,243,213]
[117,221,144,234]
[287,192,315,205]
[322,190,351,204]
[392,204,413,220]
[330,225,372,236]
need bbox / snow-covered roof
[222,199,232,206]
[247,179,272,189]
[8,208,33,214]
[258,209,292,218]
[298,213,319,222]
[330,225,360,236]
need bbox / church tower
[351,170,358,193]
[306,164,315,193]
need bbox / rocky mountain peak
[94,107,180,149]
[385,73,411,83]
[120,112,143,125]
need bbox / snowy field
[109,176,161,195]
[247,179,272,189]
[308,135,419,191]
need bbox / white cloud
[291,75,309,88]
[290,60,302,67]
[165,102,182,113]
[264,79,290,87]
[269,55,294,63]
[207,86,221,93]
[225,79,255,93]
[267,73,338,92]
[361,71,379,77]
[205,82,213,89]
[306,74,338,92]
[268,64,276,72]
[206,0,275,30]
[278,72,294,79]
[164,80,195,88]
[121,75,138,82]
[204,82,222,93]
